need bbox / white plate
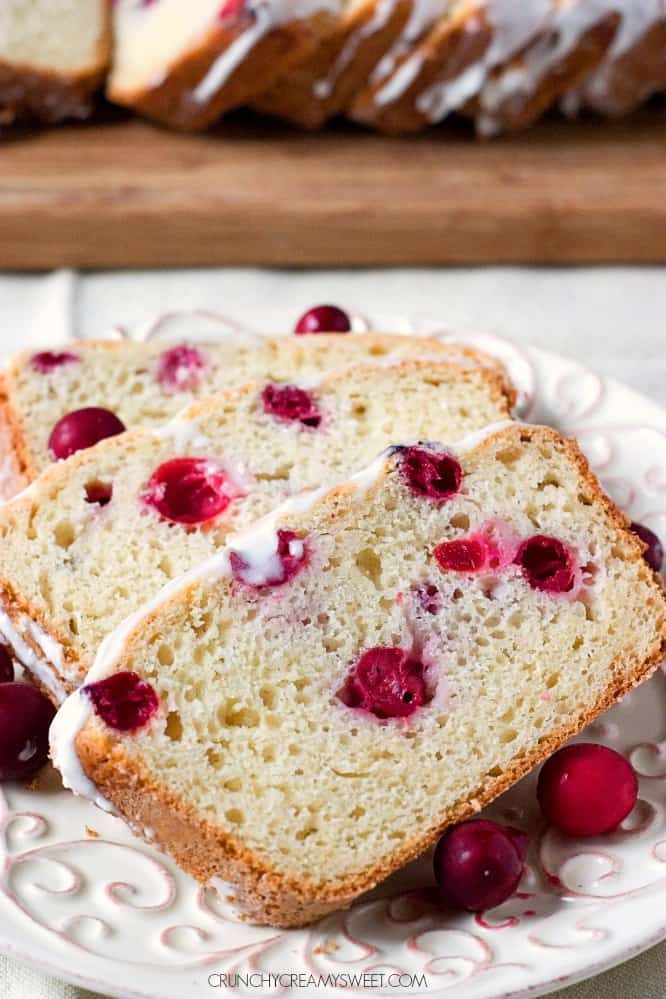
[1,318,665,999]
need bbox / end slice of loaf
[50,423,666,927]
[0,0,110,126]
[107,0,342,130]
[0,358,512,699]
[0,331,512,492]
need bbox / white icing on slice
[194,0,342,104]
[0,608,67,704]
[371,0,452,103]
[413,0,551,121]
[475,0,620,133]
[314,0,398,99]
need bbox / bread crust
[72,425,666,927]
[253,0,414,128]
[350,4,619,134]
[0,375,29,498]
[0,1,111,126]
[581,18,666,116]
[107,9,339,131]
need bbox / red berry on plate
[155,344,208,394]
[515,535,575,593]
[143,457,236,525]
[84,671,159,732]
[337,646,430,720]
[0,683,55,780]
[434,819,528,912]
[31,351,80,374]
[434,537,487,573]
[294,305,351,334]
[230,529,306,588]
[400,447,462,503]
[630,521,664,573]
[537,743,638,837]
[0,645,14,684]
[48,407,126,461]
[261,384,322,427]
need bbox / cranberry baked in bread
[0,332,509,494]
[0,0,110,125]
[50,423,666,926]
[0,359,513,699]
[108,0,341,130]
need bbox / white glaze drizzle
[0,608,67,704]
[371,0,452,102]
[313,0,397,100]
[579,0,665,107]
[410,0,551,121]
[193,0,341,104]
[474,0,621,135]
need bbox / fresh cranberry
[0,683,55,780]
[414,582,442,614]
[537,743,637,837]
[143,458,236,525]
[434,538,487,573]
[0,645,14,684]
[337,647,430,720]
[85,481,113,506]
[154,344,208,394]
[48,408,126,460]
[31,351,80,374]
[230,529,306,588]
[219,0,245,17]
[294,305,351,334]
[630,522,664,573]
[261,384,321,428]
[400,447,462,503]
[84,671,159,733]
[515,535,575,593]
[434,820,528,912]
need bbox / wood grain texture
[1,108,665,269]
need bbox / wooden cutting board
[1,107,665,269]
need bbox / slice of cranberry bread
[0,359,512,700]
[108,0,341,130]
[50,423,666,927]
[0,332,511,494]
[0,0,110,126]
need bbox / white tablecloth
[0,267,664,999]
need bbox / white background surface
[0,265,664,999]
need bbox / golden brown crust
[0,1,111,126]
[350,5,619,135]
[107,9,338,131]
[0,376,29,498]
[253,0,414,128]
[73,424,666,927]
